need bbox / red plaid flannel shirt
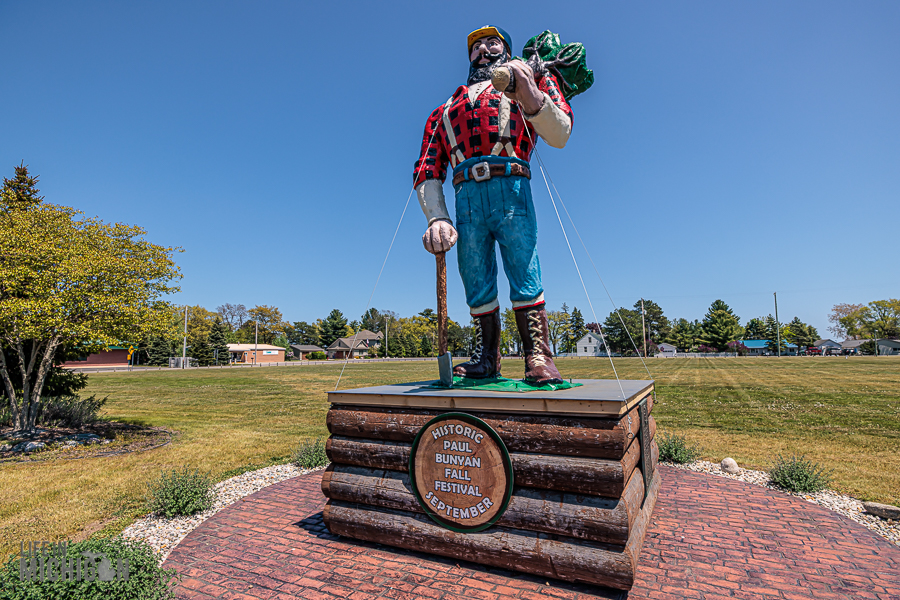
[413,73,573,187]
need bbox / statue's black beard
[467,50,509,85]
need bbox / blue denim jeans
[453,156,543,311]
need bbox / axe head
[438,352,453,387]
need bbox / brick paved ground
[164,466,900,599]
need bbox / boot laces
[464,319,483,365]
[527,311,547,367]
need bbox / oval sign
[409,413,513,532]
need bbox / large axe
[436,252,453,386]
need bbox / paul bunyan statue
[414,26,593,384]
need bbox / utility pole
[254,320,259,365]
[182,307,188,368]
[640,298,647,358]
[773,292,781,357]
[385,316,389,357]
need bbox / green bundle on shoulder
[522,31,594,101]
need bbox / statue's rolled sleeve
[416,180,451,225]
[524,91,572,148]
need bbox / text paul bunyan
[425,423,496,521]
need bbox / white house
[656,343,678,357]
[574,332,612,357]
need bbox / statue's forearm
[416,180,451,225]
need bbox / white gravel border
[664,460,900,547]
[121,463,324,561]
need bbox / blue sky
[2,1,897,337]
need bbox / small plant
[658,431,702,464]
[768,454,832,494]
[37,395,107,428]
[292,437,329,469]
[0,537,178,600]
[145,467,215,518]
[307,351,326,360]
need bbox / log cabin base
[323,378,658,591]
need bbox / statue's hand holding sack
[494,60,544,116]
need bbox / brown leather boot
[515,304,563,384]
[453,308,501,379]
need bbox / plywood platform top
[328,379,654,417]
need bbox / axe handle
[436,252,448,355]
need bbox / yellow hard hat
[467,26,512,55]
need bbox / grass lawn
[0,356,898,558]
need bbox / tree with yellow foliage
[0,165,181,432]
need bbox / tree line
[589,298,820,356]
[160,294,883,363]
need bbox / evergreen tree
[601,300,669,355]
[666,318,702,352]
[360,308,386,333]
[701,300,741,351]
[763,314,786,353]
[602,309,640,354]
[419,334,433,357]
[447,320,468,356]
[743,318,768,339]
[147,337,171,366]
[319,309,348,349]
[1,163,44,211]
[785,317,819,350]
[209,317,231,365]
[567,307,587,353]
[273,334,291,360]
[192,336,214,366]
[286,320,320,346]
[403,332,418,357]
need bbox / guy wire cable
[523,125,626,399]
[334,129,438,391]
[532,148,653,381]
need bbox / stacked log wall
[322,395,658,591]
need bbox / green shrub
[292,437,328,469]
[306,351,326,360]
[145,467,215,518]
[0,537,178,600]
[768,454,832,494]
[37,395,107,429]
[658,432,702,464]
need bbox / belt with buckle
[452,161,531,186]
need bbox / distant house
[325,331,383,359]
[574,332,611,357]
[877,339,900,355]
[227,344,285,363]
[656,343,678,357]
[741,340,799,356]
[353,330,384,346]
[812,339,841,353]
[291,344,325,360]
[63,345,131,367]
[841,339,900,356]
